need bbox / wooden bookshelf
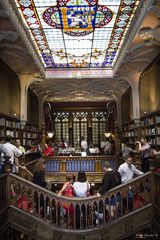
[0,113,41,147]
[122,111,160,147]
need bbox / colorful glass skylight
[14,0,139,68]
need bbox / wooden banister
[6,172,154,231]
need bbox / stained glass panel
[14,0,139,68]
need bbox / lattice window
[92,111,106,145]
[73,112,88,147]
[55,122,61,141]
[73,122,80,147]
[54,112,69,141]
[92,122,99,145]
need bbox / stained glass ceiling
[14,0,139,69]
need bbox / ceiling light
[47,132,54,138]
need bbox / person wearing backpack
[97,161,121,219]
[98,161,120,195]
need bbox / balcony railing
[2,171,156,231]
[0,173,8,213]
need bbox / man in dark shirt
[98,161,119,195]
[97,161,121,219]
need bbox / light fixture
[47,132,54,138]
[104,132,111,138]
[44,102,54,138]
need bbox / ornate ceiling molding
[45,69,113,79]
[0,30,18,42]
[0,9,9,18]
[114,0,155,76]
[0,0,45,76]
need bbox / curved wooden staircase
[0,171,160,240]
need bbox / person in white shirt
[3,136,26,173]
[118,155,144,184]
[103,138,112,155]
[73,171,90,228]
[81,136,88,155]
[118,155,143,212]
[136,137,151,172]
[0,144,11,173]
[73,171,90,198]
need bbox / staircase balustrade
[5,172,153,231]
[0,173,9,213]
[154,172,160,207]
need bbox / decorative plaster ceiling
[31,77,129,102]
[0,0,160,103]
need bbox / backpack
[113,170,122,186]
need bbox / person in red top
[58,174,76,226]
[43,143,54,157]
[60,139,66,149]
[58,174,75,197]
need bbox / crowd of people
[1,134,160,175]
[31,153,146,227]
[0,134,160,228]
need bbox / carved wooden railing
[6,172,154,231]
[154,172,160,207]
[0,173,9,214]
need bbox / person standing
[73,171,90,228]
[3,136,25,173]
[118,155,143,212]
[32,158,46,187]
[58,174,75,226]
[43,143,54,157]
[103,138,112,155]
[118,155,144,184]
[0,143,11,174]
[98,161,120,196]
[15,139,25,154]
[60,139,66,149]
[97,161,121,218]
[81,136,88,155]
[32,159,47,217]
[136,137,151,172]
